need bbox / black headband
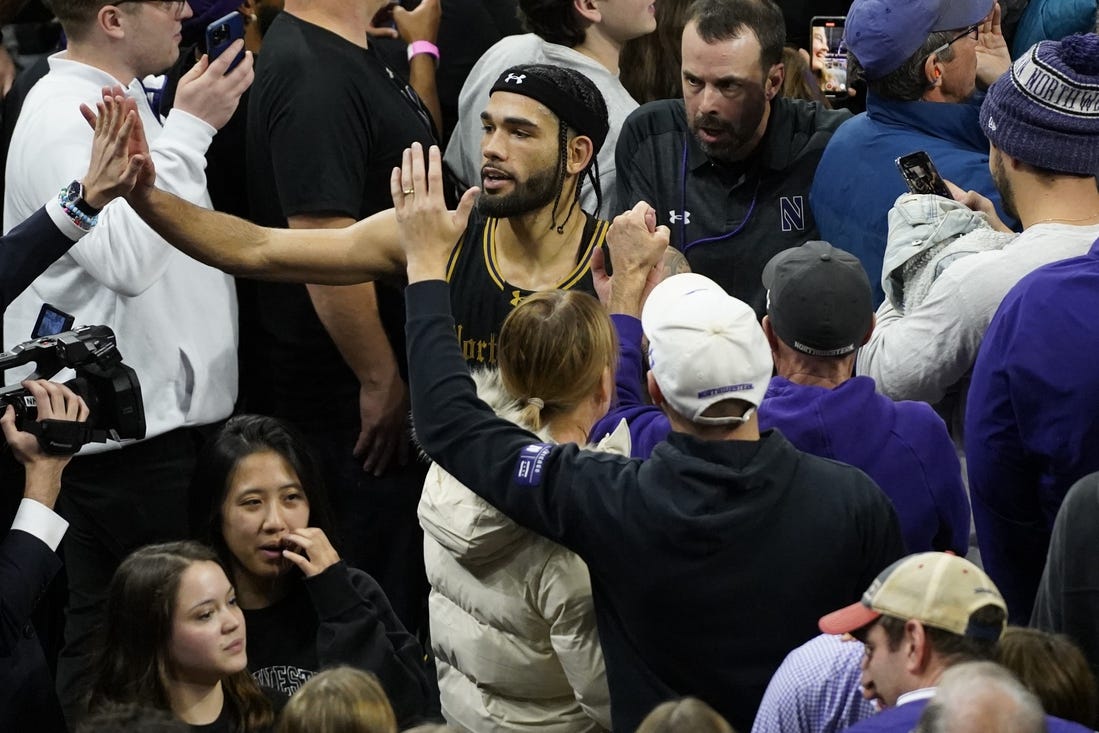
[489,68,609,155]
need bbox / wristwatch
[58,179,101,231]
[63,179,102,217]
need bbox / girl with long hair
[88,541,275,732]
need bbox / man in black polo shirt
[616,0,849,316]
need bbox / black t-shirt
[445,209,607,368]
[245,12,436,422]
[243,589,319,696]
[186,688,284,733]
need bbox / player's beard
[477,164,563,218]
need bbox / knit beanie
[979,33,1099,175]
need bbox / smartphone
[206,11,245,72]
[896,151,953,198]
[370,1,399,29]
[809,16,847,97]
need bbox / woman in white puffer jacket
[418,290,629,733]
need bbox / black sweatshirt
[405,280,904,732]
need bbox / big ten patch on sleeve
[514,443,554,486]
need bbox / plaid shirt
[751,634,874,733]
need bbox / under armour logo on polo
[504,73,526,84]
[779,196,806,232]
[669,210,691,224]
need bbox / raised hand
[79,88,153,207]
[975,2,1011,89]
[281,527,342,578]
[598,201,671,316]
[393,0,441,45]
[390,142,479,282]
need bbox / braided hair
[493,64,610,232]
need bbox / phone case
[896,152,953,198]
[206,11,246,71]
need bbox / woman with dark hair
[88,541,276,732]
[190,415,439,727]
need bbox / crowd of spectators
[1,0,1098,730]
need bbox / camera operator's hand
[1,380,89,509]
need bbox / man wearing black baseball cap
[760,241,969,556]
[593,240,971,555]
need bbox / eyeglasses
[114,0,189,16]
[931,24,979,57]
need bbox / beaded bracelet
[58,184,99,231]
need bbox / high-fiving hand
[78,87,154,208]
[390,142,479,282]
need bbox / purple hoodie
[591,315,970,555]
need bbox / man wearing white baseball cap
[397,187,906,731]
[641,272,774,429]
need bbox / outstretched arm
[128,183,404,283]
[85,92,404,284]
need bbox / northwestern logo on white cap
[504,73,527,85]
[698,383,754,398]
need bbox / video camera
[0,308,145,454]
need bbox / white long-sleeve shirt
[3,55,238,452]
[858,222,1099,404]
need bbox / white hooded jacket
[418,369,629,733]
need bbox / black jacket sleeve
[0,207,78,312]
[0,529,61,657]
[0,529,66,732]
[305,562,440,725]
[405,280,642,557]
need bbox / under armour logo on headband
[504,73,526,84]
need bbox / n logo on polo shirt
[779,196,806,232]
